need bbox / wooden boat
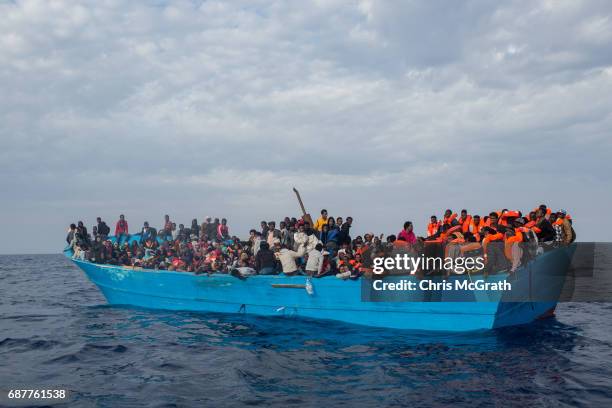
[64,241,576,331]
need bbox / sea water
[1,254,611,407]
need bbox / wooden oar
[292,187,314,226]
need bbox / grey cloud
[1,0,611,253]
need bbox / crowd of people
[66,204,575,278]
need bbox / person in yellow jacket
[313,209,329,232]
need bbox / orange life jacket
[482,232,503,259]
[499,210,520,226]
[443,213,457,225]
[349,259,362,271]
[427,222,440,237]
[460,215,472,233]
[504,230,523,260]
[466,220,481,242]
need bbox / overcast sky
[1,0,611,254]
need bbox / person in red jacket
[115,214,129,244]
[397,221,416,245]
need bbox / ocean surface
[1,254,611,408]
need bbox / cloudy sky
[1,0,611,254]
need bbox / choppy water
[1,254,612,407]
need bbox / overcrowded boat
[64,195,576,331]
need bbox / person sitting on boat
[427,215,440,237]
[397,221,417,246]
[457,209,471,232]
[305,243,324,276]
[140,222,156,245]
[550,213,563,244]
[114,214,129,245]
[274,239,306,276]
[534,208,555,243]
[255,241,277,275]
[443,209,459,227]
[503,228,524,273]
[482,225,509,276]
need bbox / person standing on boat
[190,219,200,238]
[250,230,263,257]
[279,221,294,249]
[96,217,110,240]
[304,224,320,252]
[72,221,90,259]
[324,218,339,252]
[204,217,216,241]
[313,209,329,232]
[161,214,172,240]
[266,221,281,247]
[259,220,269,238]
[200,217,211,240]
[337,217,353,246]
[217,218,229,241]
[115,214,129,244]
[293,222,307,251]
[211,218,220,240]
[557,210,574,245]
[66,223,77,246]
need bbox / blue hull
[66,245,575,332]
